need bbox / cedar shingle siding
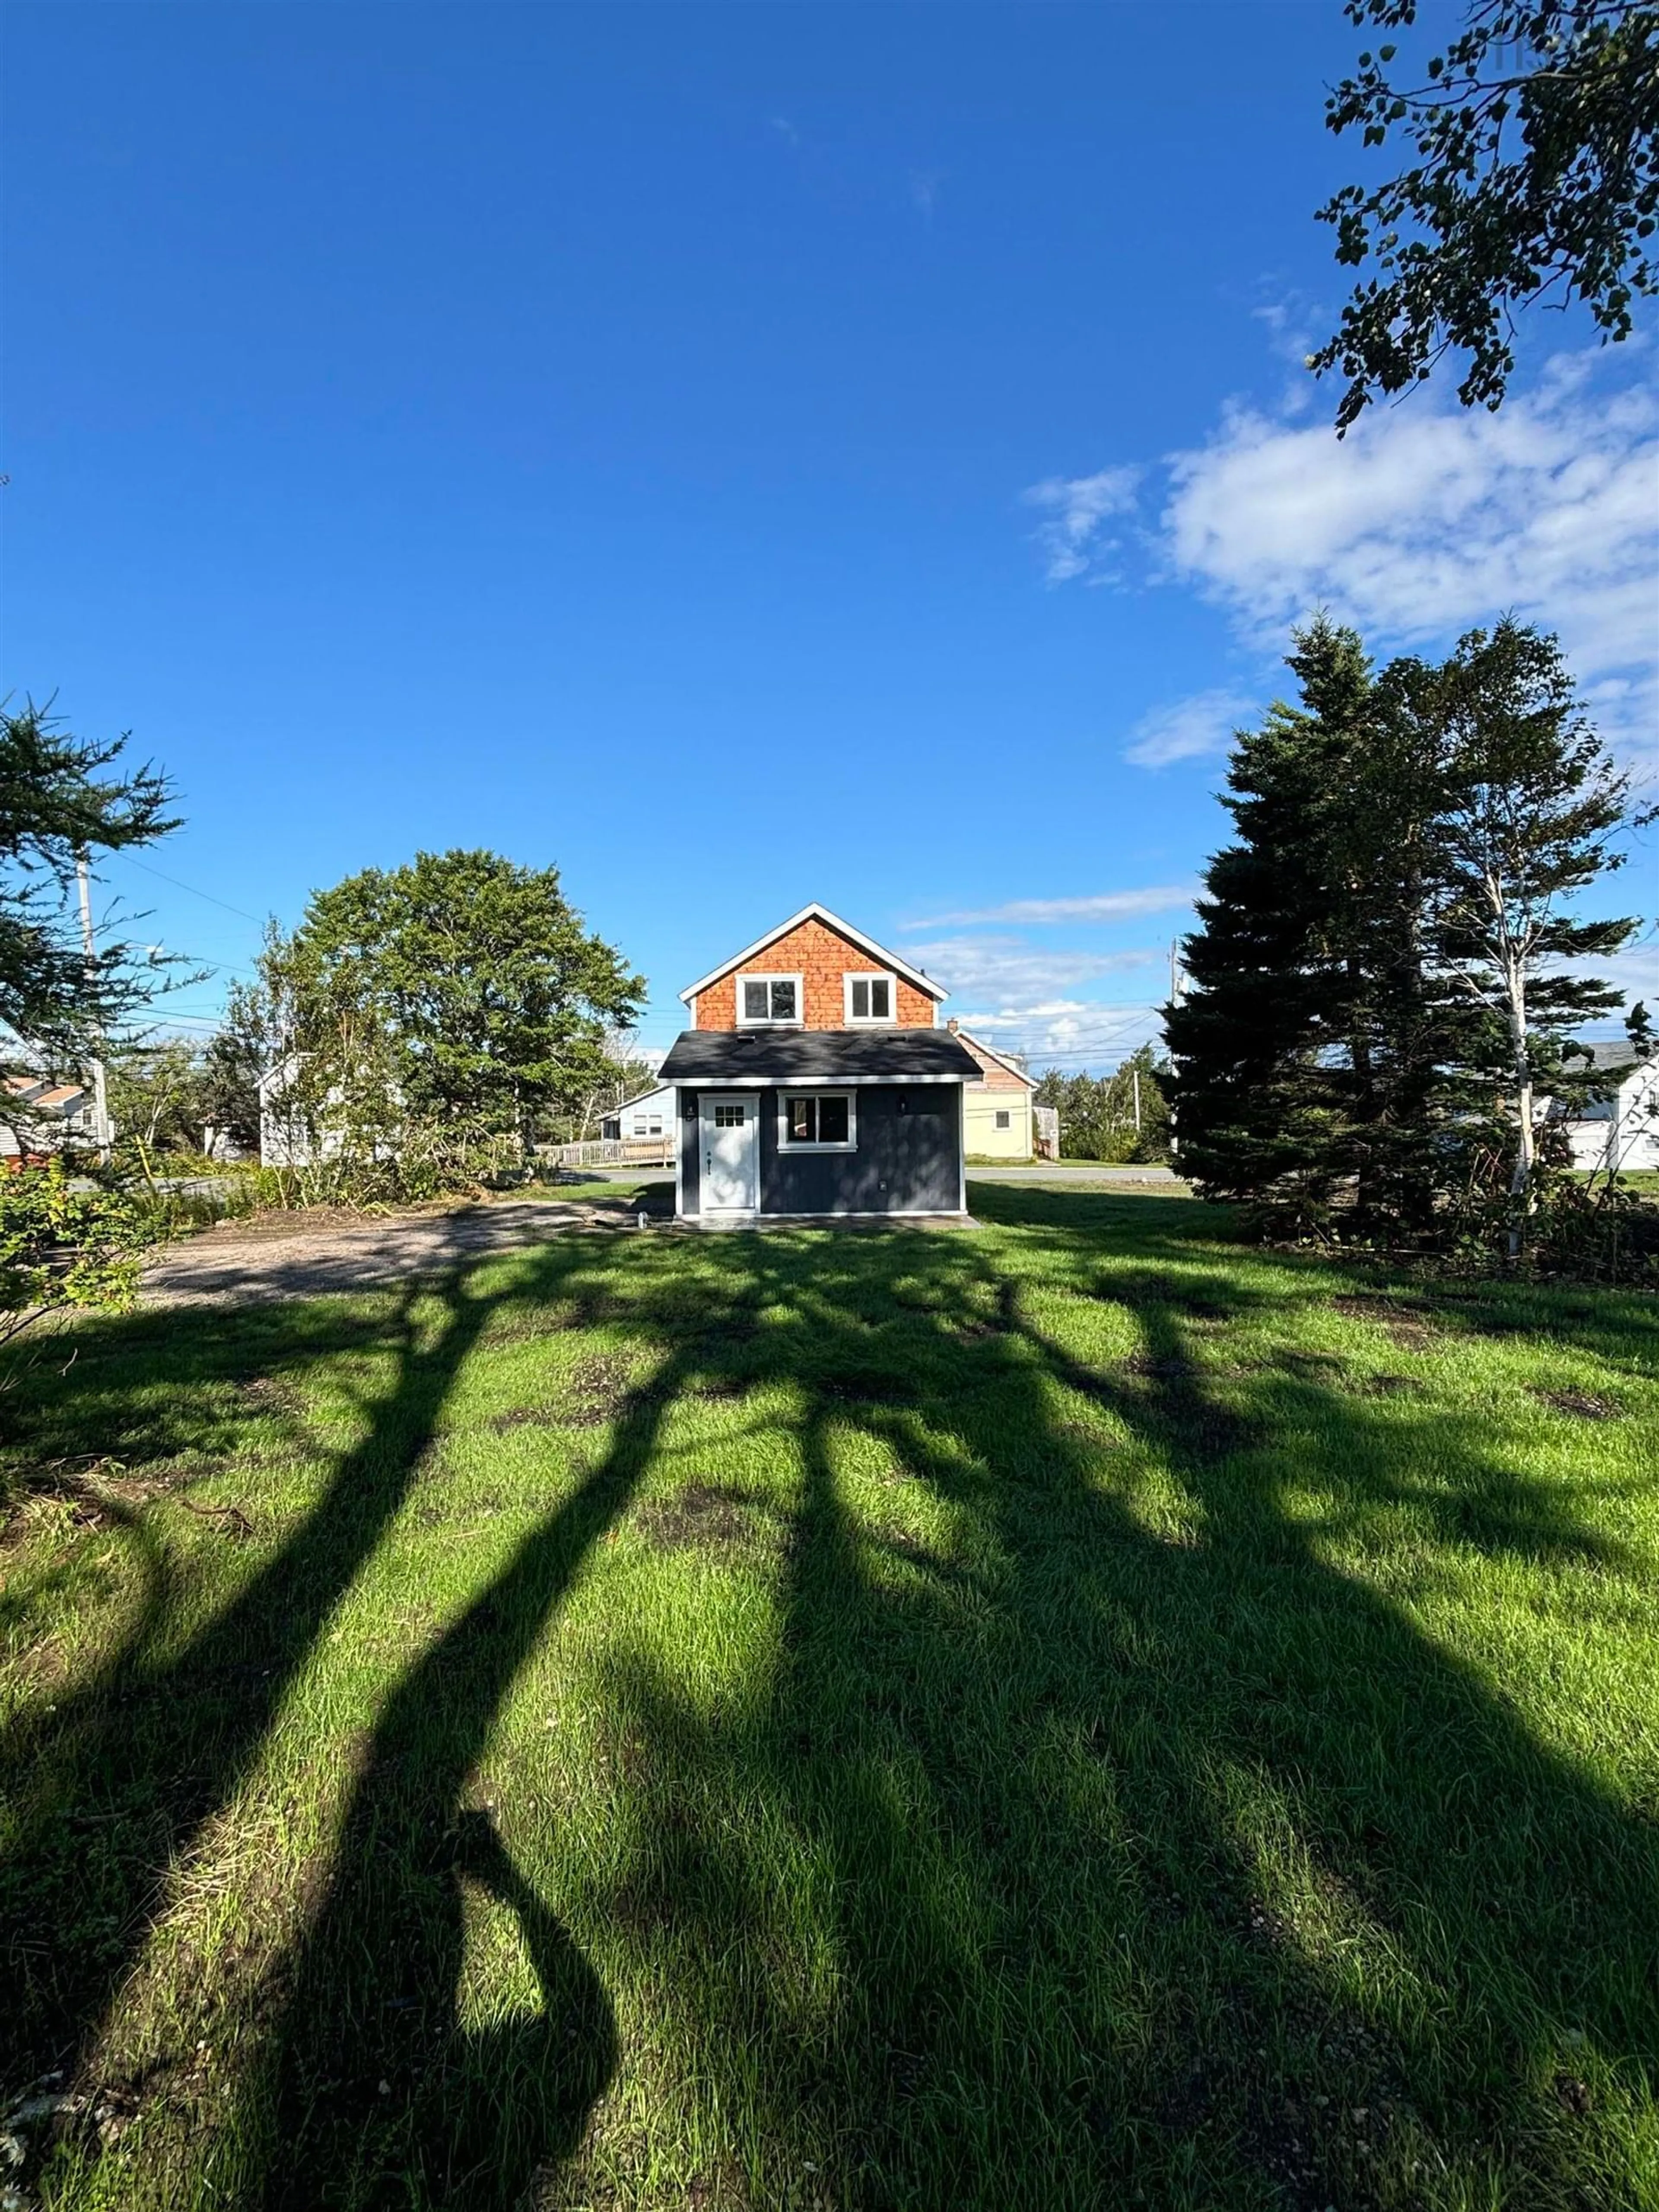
[692,915,936,1030]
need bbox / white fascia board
[677,903,947,1006]
[955,1029,1037,1088]
[666,1073,969,1088]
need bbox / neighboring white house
[1557,1042,1659,1173]
[257,1052,375,1168]
[1,1073,99,1161]
[949,1025,1038,1159]
[600,1081,673,1144]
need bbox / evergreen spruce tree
[1169,614,1646,1256]
[1166,620,1373,1231]
[1332,659,1466,1235]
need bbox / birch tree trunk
[1503,947,1534,1264]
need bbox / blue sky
[5,3,1654,1068]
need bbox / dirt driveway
[143,1194,657,1307]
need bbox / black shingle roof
[1571,1039,1656,1072]
[658,1028,982,1082]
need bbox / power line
[116,854,268,927]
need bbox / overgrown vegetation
[0,1164,146,1351]
[1035,1044,1172,1162]
[1,1188,1654,2209]
[1167,617,1654,1270]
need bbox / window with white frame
[737,973,802,1025]
[780,1092,854,1149]
[631,1111,664,1137]
[844,972,896,1024]
[995,1109,1011,1130]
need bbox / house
[658,904,982,1222]
[1558,1042,1659,1173]
[600,1081,673,1145]
[950,1024,1037,1159]
[1,1073,99,1164]
[258,1053,312,1167]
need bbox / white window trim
[778,1089,858,1152]
[843,971,898,1025]
[735,971,805,1027]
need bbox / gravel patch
[143,1198,651,1307]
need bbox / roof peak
[678,903,947,1005]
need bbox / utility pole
[75,854,113,1165]
[1167,937,1185,1164]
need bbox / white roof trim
[678,903,947,1005]
[956,1028,1036,1088]
[610,1082,672,1117]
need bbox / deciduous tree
[264,850,645,1184]
[1414,621,1649,1253]
[1312,1,1659,429]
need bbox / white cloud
[1160,357,1658,694]
[902,936,1169,1067]
[902,934,1161,1006]
[906,884,1196,927]
[1123,691,1255,770]
[1022,465,1141,583]
[954,1001,1166,1066]
[1030,347,1659,764]
[1553,933,1659,1027]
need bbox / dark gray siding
[677,1089,700,1214]
[759,1084,960,1214]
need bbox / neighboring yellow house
[950,1023,1037,1158]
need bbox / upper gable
[953,1027,1034,1090]
[685,910,941,1031]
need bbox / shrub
[0,1162,147,1350]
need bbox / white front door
[700,1094,758,1213]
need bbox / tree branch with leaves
[1311,0,1659,429]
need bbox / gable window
[780,1092,854,1149]
[844,972,896,1024]
[737,973,802,1026]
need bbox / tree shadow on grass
[0,1261,619,2161]
[249,1357,691,2211]
[0,1236,772,2206]
[567,1210,1658,2208]
[2,1197,1655,2209]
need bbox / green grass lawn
[2,1187,1656,2211]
